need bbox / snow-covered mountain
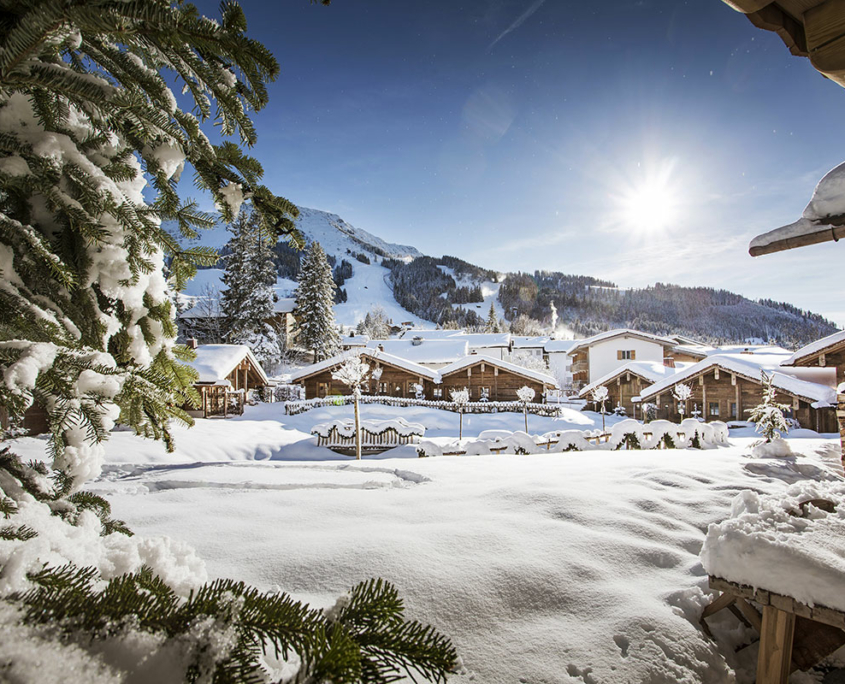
[174,206,421,261]
[173,207,427,329]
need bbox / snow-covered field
[10,406,844,683]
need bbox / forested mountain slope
[171,208,838,347]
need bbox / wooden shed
[290,348,439,400]
[437,355,558,403]
[639,354,838,432]
[781,330,845,457]
[184,344,269,418]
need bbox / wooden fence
[313,425,422,452]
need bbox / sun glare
[612,160,682,234]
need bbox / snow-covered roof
[568,329,676,354]
[783,330,845,366]
[184,344,269,385]
[459,333,512,348]
[510,335,550,349]
[638,353,836,406]
[438,354,559,388]
[365,339,469,364]
[750,162,845,256]
[397,329,466,340]
[544,339,577,353]
[577,361,692,399]
[340,333,369,347]
[290,348,440,383]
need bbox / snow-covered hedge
[416,418,730,457]
[286,395,563,417]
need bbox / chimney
[664,356,675,368]
[378,344,384,352]
[412,336,423,346]
[187,338,198,350]
[470,349,477,355]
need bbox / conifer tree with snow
[486,302,499,333]
[221,208,283,371]
[747,371,792,442]
[0,0,299,488]
[293,242,341,361]
[0,3,458,681]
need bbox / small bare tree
[591,385,609,432]
[332,354,370,460]
[516,385,535,433]
[672,383,693,421]
[451,388,469,440]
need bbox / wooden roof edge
[784,339,845,366]
[750,223,845,256]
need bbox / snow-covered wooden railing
[416,419,730,457]
[311,418,425,452]
[286,395,563,417]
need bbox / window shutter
[631,350,636,360]
[617,350,623,360]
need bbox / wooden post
[757,606,796,684]
[354,391,361,460]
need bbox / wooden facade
[438,359,553,402]
[299,360,432,400]
[0,403,50,437]
[784,336,845,458]
[642,366,837,432]
[190,353,268,419]
[570,348,590,389]
[584,371,657,419]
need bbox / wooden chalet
[437,355,558,402]
[639,354,838,432]
[578,361,687,418]
[782,330,845,457]
[289,348,439,400]
[184,344,269,418]
[568,329,678,390]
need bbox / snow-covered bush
[747,371,792,443]
[672,383,693,420]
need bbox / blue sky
[189,0,845,325]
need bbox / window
[617,350,636,360]
[378,382,387,395]
[730,402,737,419]
[433,388,443,399]
[318,382,329,398]
[479,387,490,402]
[709,402,720,416]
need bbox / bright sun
[620,179,678,232]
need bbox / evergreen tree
[0,0,299,486]
[293,242,340,361]
[486,302,499,333]
[221,208,283,370]
[747,372,791,442]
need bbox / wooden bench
[703,576,845,683]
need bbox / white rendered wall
[547,352,573,389]
[469,346,506,360]
[589,338,665,383]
